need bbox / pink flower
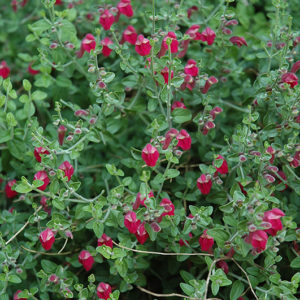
[263,208,285,236]
[101,37,113,57]
[184,59,199,77]
[121,25,137,45]
[117,0,133,17]
[163,128,179,150]
[171,100,186,112]
[199,27,216,45]
[40,196,51,215]
[33,171,50,191]
[209,106,223,120]
[201,76,218,94]
[161,67,174,84]
[78,250,94,271]
[281,72,298,88]
[14,290,27,300]
[197,174,212,195]
[291,60,300,73]
[216,260,229,274]
[39,228,55,251]
[180,74,196,91]
[186,25,201,40]
[28,63,40,75]
[124,211,140,233]
[246,230,268,253]
[75,110,89,116]
[176,129,191,151]
[199,230,214,252]
[135,222,149,244]
[213,155,228,174]
[135,35,152,56]
[159,32,179,57]
[58,125,67,146]
[97,282,112,299]
[229,36,247,47]
[98,233,113,249]
[187,6,198,19]
[59,161,74,181]
[5,180,18,198]
[0,61,10,79]
[34,147,50,163]
[142,143,159,167]
[77,34,96,58]
[133,191,153,210]
[55,0,63,4]
[99,10,114,31]
[179,233,193,247]
[160,198,175,217]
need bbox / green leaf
[8,275,21,283]
[15,183,32,193]
[165,169,180,179]
[180,283,195,296]
[172,108,192,123]
[23,79,32,91]
[41,259,57,273]
[291,257,300,268]
[32,90,47,101]
[230,281,244,300]
[93,221,104,238]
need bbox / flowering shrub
[0,0,300,299]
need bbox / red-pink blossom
[160,198,175,217]
[5,180,18,198]
[246,230,268,253]
[124,211,140,233]
[161,67,174,84]
[78,250,94,271]
[40,196,51,215]
[199,229,214,252]
[34,147,50,163]
[171,100,186,112]
[97,282,112,299]
[98,233,113,249]
[59,161,74,181]
[58,125,67,146]
[117,0,133,17]
[263,208,285,236]
[101,37,113,57]
[199,27,216,45]
[28,63,40,75]
[291,60,300,73]
[163,128,179,150]
[77,34,96,58]
[159,32,179,57]
[99,9,114,31]
[229,36,248,47]
[142,143,159,167]
[180,74,196,90]
[213,155,228,174]
[0,61,10,79]
[39,228,55,251]
[33,171,50,191]
[187,6,198,19]
[121,25,137,45]
[135,222,149,244]
[184,59,199,77]
[216,260,229,274]
[179,233,193,247]
[201,76,218,94]
[14,290,27,300]
[197,174,212,195]
[281,72,298,88]
[176,129,191,151]
[135,35,152,56]
[133,191,154,210]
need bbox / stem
[156,160,171,198]
[218,99,250,113]
[167,44,173,129]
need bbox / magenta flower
[39,228,55,251]
[197,174,212,195]
[135,35,152,56]
[199,230,214,252]
[78,250,94,271]
[142,143,159,167]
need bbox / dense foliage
[0,0,300,299]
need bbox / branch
[112,241,213,256]
[137,285,221,300]
[21,245,77,256]
[5,206,43,245]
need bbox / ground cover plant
[0,0,300,299]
